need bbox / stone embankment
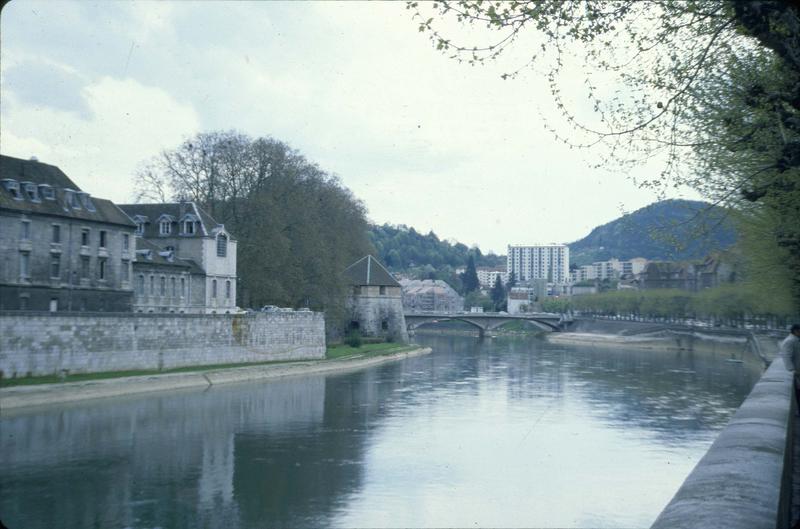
[0,346,432,413]
[549,318,782,365]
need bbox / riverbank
[0,345,432,413]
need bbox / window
[150,276,155,295]
[81,228,90,246]
[20,220,30,240]
[183,221,195,235]
[52,224,61,243]
[136,222,145,235]
[225,280,231,299]
[160,276,166,296]
[216,234,227,257]
[50,254,60,279]
[181,277,186,297]
[212,279,217,298]
[40,185,55,200]
[19,252,29,279]
[123,234,130,251]
[381,320,389,331]
[99,230,107,248]
[122,260,130,282]
[98,258,107,280]
[24,183,39,202]
[3,179,21,199]
[159,220,171,235]
[137,275,145,295]
[171,277,176,297]
[49,298,58,312]
[379,286,386,295]
[81,257,90,278]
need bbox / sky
[0,1,700,254]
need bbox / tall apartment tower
[507,244,570,284]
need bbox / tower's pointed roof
[343,255,400,287]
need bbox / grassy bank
[325,342,417,360]
[0,359,301,389]
[1,344,422,389]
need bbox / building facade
[476,267,508,290]
[399,279,464,313]
[118,202,238,313]
[507,244,569,284]
[343,255,408,343]
[0,155,136,311]
[570,257,649,283]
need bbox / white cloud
[1,76,200,202]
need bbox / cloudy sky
[1,1,698,254]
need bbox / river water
[0,334,762,529]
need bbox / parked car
[261,305,279,312]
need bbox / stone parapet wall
[0,312,326,378]
[650,358,794,529]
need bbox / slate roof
[0,155,136,227]
[343,255,400,287]
[117,202,230,239]
[133,237,205,274]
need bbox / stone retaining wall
[650,358,794,529]
[0,311,326,378]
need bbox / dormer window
[183,221,195,235]
[2,179,21,200]
[22,182,39,202]
[63,189,80,210]
[136,222,145,235]
[216,233,227,257]
[159,220,171,235]
[39,184,55,200]
[78,192,95,212]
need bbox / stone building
[118,202,237,313]
[343,255,408,343]
[0,155,136,311]
[399,278,464,313]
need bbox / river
[0,333,762,529]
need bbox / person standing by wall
[780,324,800,412]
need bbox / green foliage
[135,131,374,310]
[569,199,737,266]
[553,284,797,321]
[345,329,362,348]
[464,290,493,311]
[369,223,504,271]
[490,275,506,310]
[461,254,480,293]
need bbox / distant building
[476,267,508,289]
[507,244,569,284]
[400,279,464,313]
[570,257,648,283]
[118,202,237,313]
[506,281,547,314]
[343,255,408,343]
[639,255,737,292]
[0,155,136,311]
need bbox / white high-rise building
[507,244,570,284]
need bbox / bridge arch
[406,317,489,337]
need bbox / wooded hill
[568,199,737,267]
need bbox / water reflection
[0,335,762,528]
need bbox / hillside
[369,224,505,271]
[568,199,737,266]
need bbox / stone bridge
[404,311,566,337]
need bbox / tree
[410,1,800,311]
[490,275,506,311]
[461,254,480,293]
[134,131,374,313]
[506,271,517,290]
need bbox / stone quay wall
[0,311,326,378]
[650,358,794,529]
